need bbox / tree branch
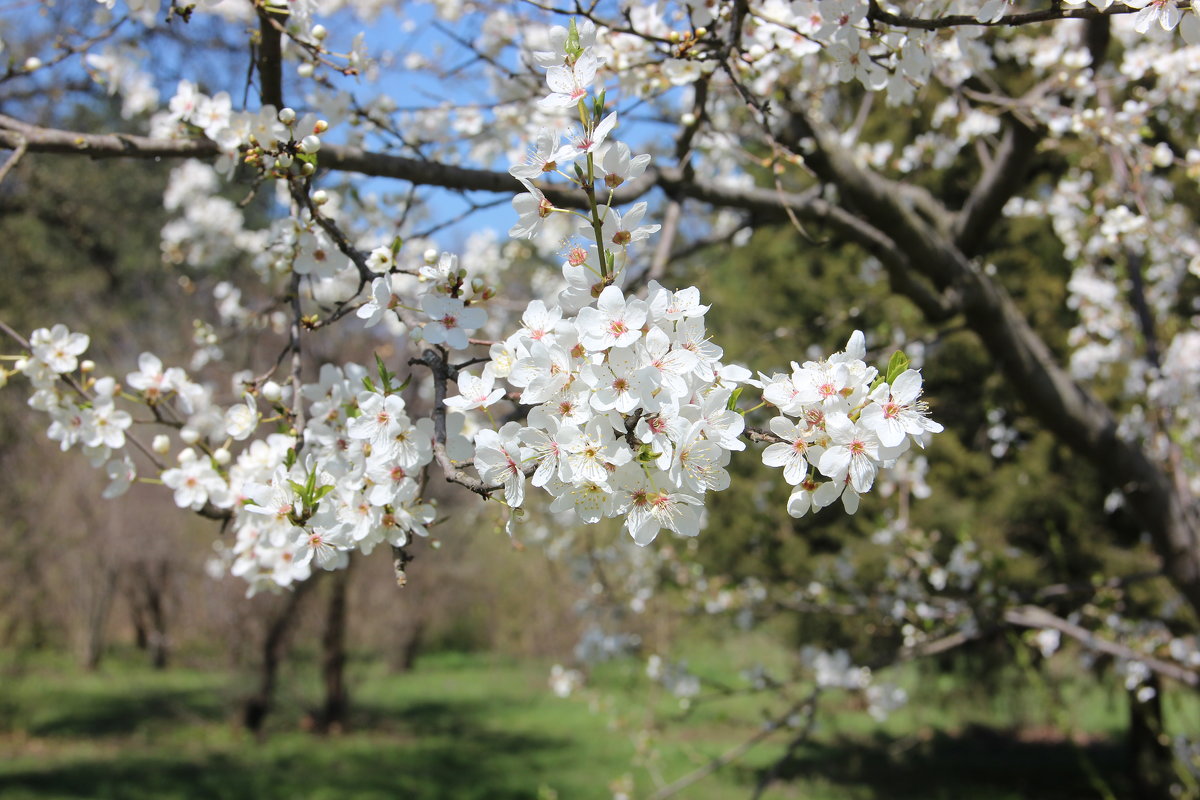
[954,113,1041,256]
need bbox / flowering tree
[1,0,1199,790]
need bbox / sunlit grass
[0,640,1186,800]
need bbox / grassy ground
[0,640,1189,800]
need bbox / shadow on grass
[1,696,571,800]
[25,687,228,738]
[749,724,1129,800]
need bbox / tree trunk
[315,567,350,734]
[1128,676,1173,800]
[242,579,313,736]
[83,566,117,671]
[143,561,170,670]
[396,620,425,673]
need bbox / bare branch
[1004,605,1199,687]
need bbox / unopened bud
[470,277,486,293]
[313,119,329,134]
[278,107,296,125]
[178,447,198,464]
[180,428,200,445]
[669,31,680,43]
[23,57,42,71]
[299,135,321,154]
[80,360,96,373]
[297,62,315,78]
[262,380,282,402]
[152,435,171,455]
[275,154,294,169]
[300,162,316,176]
[695,26,707,37]
[423,248,439,265]
[311,24,327,41]
[213,447,232,465]
[312,189,329,205]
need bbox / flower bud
[80,359,96,373]
[178,447,197,464]
[300,162,316,176]
[23,57,42,71]
[314,119,329,134]
[299,135,321,154]
[312,189,329,205]
[470,277,486,294]
[278,107,296,125]
[180,428,200,445]
[275,154,294,170]
[423,248,439,265]
[152,434,171,455]
[297,62,315,78]
[213,447,232,465]
[311,24,327,41]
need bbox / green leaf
[361,375,377,394]
[885,350,910,385]
[313,484,336,503]
[726,386,744,411]
[284,448,298,469]
[288,479,307,498]
[375,353,393,392]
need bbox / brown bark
[315,567,350,734]
[242,578,314,735]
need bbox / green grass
[0,642,1186,800]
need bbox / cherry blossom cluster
[758,333,943,517]
[459,282,750,546]
[3,321,477,595]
